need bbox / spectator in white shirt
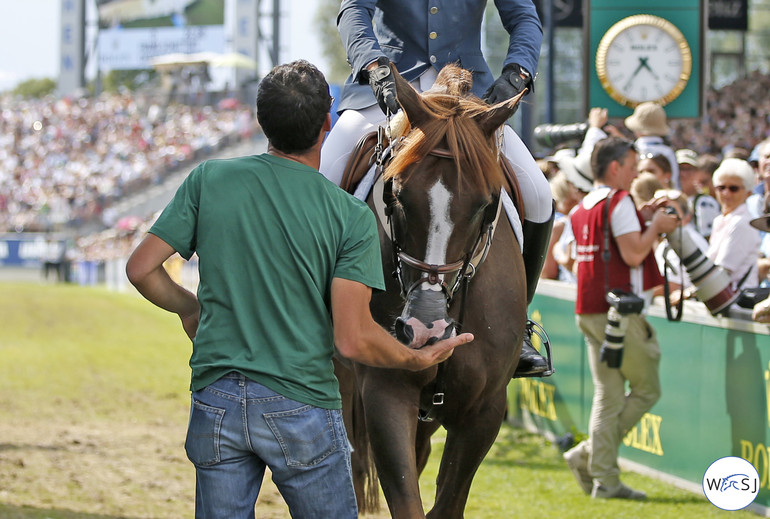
[707,158,761,290]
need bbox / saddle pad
[340,131,382,195]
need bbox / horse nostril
[441,319,456,340]
[395,317,414,345]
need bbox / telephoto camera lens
[599,307,627,368]
[665,226,739,315]
[533,122,588,148]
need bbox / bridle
[380,146,501,308]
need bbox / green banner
[509,280,770,509]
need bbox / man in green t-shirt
[126,60,472,518]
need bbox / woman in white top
[707,158,761,289]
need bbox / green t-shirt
[150,154,384,409]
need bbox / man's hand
[639,196,669,222]
[483,63,531,106]
[409,333,474,371]
[588,107,623,137]
[753,295,770,323]
[588,107,608,128]
[180,308,200,341]
[366,56,399,115]
[650,206,680,235]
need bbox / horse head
[383,63,524,348]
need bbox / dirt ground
[0,418,390,518]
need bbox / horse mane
[384,64,506,194]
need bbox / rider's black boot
[514,209,555,378]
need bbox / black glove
[366,56,399,115]
[482,63,532,106]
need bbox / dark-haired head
[256,60,332,154]
[592,137,636,181]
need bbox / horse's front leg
[359,366,432,519]
[416,419,441,474]
[427,389,508,519]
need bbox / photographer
[562,137,679,500]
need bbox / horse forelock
[384,91,505,195]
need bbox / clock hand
[623,58,646,92]
[639,57,660,80]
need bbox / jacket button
[429,31,438,39]
[430,6,438,14]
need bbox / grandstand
[2,67,768,235]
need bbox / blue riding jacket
[336,0,543,112]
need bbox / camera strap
[601,189,617,298]
[662,245,684,321]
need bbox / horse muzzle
[394,288,456,348]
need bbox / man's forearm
[126,234,199,319]
[131,265,199,318]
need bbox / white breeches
[319,71,552,223]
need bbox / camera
[606,289,645,315]
[534,122,588,148]
[600,289,645,368]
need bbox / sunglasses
[654,189,683,200]
[715,184,742,193]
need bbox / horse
[335,63,528,519]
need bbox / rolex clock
[595,14,692,108]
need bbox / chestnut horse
[336,64,527,518]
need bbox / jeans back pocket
[264,405,338,467]
[185,399,225,466]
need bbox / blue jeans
[185,372,358,518]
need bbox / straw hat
[624,102,670,136]
[557,152,594,192]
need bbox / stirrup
[516,320,554,378]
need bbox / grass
[0,282,191,423]
[0,281,759,518]
[422,427,754,518]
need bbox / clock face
[596,15,692,107]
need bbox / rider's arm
[337,0,383,84]
[495,0,544,78]
[331,277,472,371]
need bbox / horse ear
[472,90,527,137]
[390,63,434,127]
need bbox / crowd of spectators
[4,69,770,298]
[537,69,770,322]
[669,70,770,155]
[0,91,257,233]
[3,70,769,236]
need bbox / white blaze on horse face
[423,179,453,291]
